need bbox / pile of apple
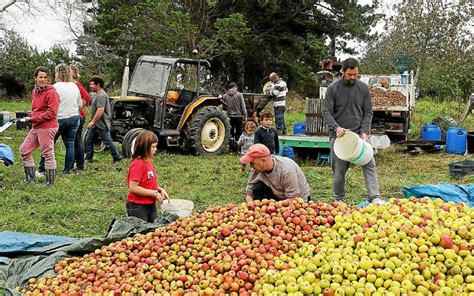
[20,198,474,295]
[20,199,353,295]
[255,198,474,295]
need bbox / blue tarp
[403,183,474,207]
[0,144,14,166]
[0,232,76,258]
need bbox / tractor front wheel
[184,106,230,155]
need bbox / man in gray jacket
[323,58,383,204]
[222,82,247,148]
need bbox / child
[238,120,257,172]
[254,110,279,154]
[126,130,169,222]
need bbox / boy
[254,110,279,154]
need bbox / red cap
[240,144,271,164]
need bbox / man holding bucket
[323,58,383,205]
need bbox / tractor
[91,55,231,157]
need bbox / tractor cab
[109,56,230,157]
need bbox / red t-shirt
[75,81,91,119]
[127,158,158,204]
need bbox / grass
[0,98,473,238]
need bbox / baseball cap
[240,144,271,164]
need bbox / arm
[274,129,280,154]
[238,134,244,146]
[281,170,302,200]
[245,170,258,204]
[87,107,104,129]
[29,91,59,124]
[239,93,247,118]
[322,86,340,133]
[128,180,163,202]
[360,85,373,141]
[77,83,91,108]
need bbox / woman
[19,67,59,186]
[38,64,81,174]
[70,65,91,171]
[126,131,169,222]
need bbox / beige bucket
[161,199,194,217]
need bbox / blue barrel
[446,127,467,155]
[281,146,295,159]
[421,124,441,141]
[293,122,306,135]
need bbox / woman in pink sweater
[19,67,59,186]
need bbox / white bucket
[334,130,374,166]
[161,199,194,217]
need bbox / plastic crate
[448,160,474,179]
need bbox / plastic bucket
[161,199,194,217]
[334,130,374,166]
[421,124,441,141]
[293,121,306,135]
[446,127,467,155]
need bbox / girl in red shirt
[126,130,169,222]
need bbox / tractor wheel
[82,128,106,153]
[184,106,230,155]
[121,128,145,158]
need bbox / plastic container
[281,146,295,159]
[467,132,474,154]
[0,111,10,125]
[421,124,441,141]
[15,111,31,130]
[161,199,194,217]
[293,122,306,135]
[334,130,374,166]
[445,127,467,155]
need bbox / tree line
[0,0,471,101]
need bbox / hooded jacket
[223,89,247,117]
[29,85,59,129]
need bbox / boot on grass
[23,166,35,184]
[42,169,56,186]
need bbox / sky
[1,0,387,57]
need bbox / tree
[362,0,473,101]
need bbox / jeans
[229,116,243,140]
[274,105,286,132]
[330,137,381,201]
[39,116,80,173]
[126,202,157,223]
[84,127,121,162]
[73,117,85,170]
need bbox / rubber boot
[24,166,35,184]
[43,169,56,186]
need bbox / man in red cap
[240,143,310,204]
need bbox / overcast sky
[1,0,386,57]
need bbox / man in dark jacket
[323,58,383,205]
[223,82,247,143]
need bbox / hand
[336,127,346,138]
[361,133,369,143]
[159,188,170,201]
[87,122,94,129]
[152,190,163,202]
[245,195,254,205]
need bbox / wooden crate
[305,98,328,136]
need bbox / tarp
[0,144,14,166]
[0,214,178,295]
[403,184,474,207]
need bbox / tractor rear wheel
[121,128,145,158]
[184,106,230,155]
[82,128,106,153]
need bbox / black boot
[43,169,56,186]
[24,166,35,184]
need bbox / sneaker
[371,198,386,205]
[113,157,123,163]
[35,171,44,178]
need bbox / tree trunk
[236,57,245,91]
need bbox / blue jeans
[39,115,80,173]
[73,117,85,170]
[274,106,286,131]
[84,127,121,162]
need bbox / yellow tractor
[104,55,231,157]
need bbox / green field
[0,98,472,238]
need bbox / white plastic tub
[161,199,194,217]
[334,130,374,166]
